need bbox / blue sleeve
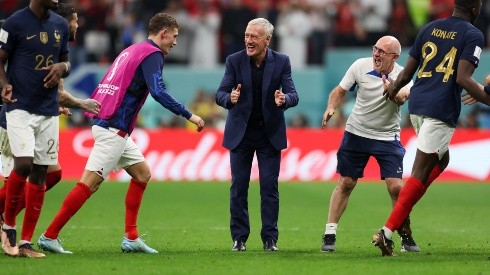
[140,52,192,119]
[484,85,490,95]
[280,56,299,110]
[0,17,18,53]
[215,56,236,109]
[459,27,484,68]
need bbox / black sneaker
[263,240,278,252]
[400,235,421,252]
[231,240,246,251]
[372,229,395,257]
[321,234,336,252]
[397,218,421,252]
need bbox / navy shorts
[337,131,405,179]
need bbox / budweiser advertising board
[46,128,490,182]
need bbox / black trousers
[229,123,281,243]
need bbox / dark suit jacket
[216,49,299,151]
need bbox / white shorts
[6,109,59,165]
[410,115,455,160]
[85,125,145,179]
[0,127,13,176]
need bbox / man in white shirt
[319,36,420,253]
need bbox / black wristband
[484,85,490,95]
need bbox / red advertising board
[57,128,490,182]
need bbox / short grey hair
[248,18,274,37]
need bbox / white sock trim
[382,226,394,240]
[18,240,29,246]
[2,223,15,230]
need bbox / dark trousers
[229,123,281,243]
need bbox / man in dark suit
[215,18,299,252]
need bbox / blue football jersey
[408,16,484,126]
[0,7,69,116]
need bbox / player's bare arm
[382,75,407,105]
[464,73,490,105]
[394,86,410,105]
[461,84,483,106]
[43,54,71,89]
[57,79,101,115]
[465,74,490,105]
[460,72,488,106]
[0,49,15,103]
[322,85,346,128]
[456,59,490,105]
[384,56,419,101]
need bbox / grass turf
[1,181,489,274]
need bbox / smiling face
[147,13,179,55]
[244,23,270,61]
[372,36,400,75]
[158,27,178,55]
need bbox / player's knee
[87,182,102,193]
[14,159,34,178]
[135,172,151,183]
[337,177,356,193]
[439,151,450,171]
[388,184,402,198]
[386,178,403,196]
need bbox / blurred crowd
[6,0,490,68]
[1,0,490,129]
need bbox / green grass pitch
[1,181,489,274]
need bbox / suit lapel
[241,53,253,106]
[262,49,275,106]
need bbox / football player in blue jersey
[372,0,490,256]
[0,3,100,258]
[0,0,72,257]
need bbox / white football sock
[324,223,337,235]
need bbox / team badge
[40,32,48,44]
[54,30,61,43]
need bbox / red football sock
[14,170,63,217]
[45,170,62,191]
[0,180,7,216]
[13,185,26,217]
[21,182,46,242]
[125,179,147,240]
[385,177,425,231]
[3,171,27,227]
[44,182,92,239]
